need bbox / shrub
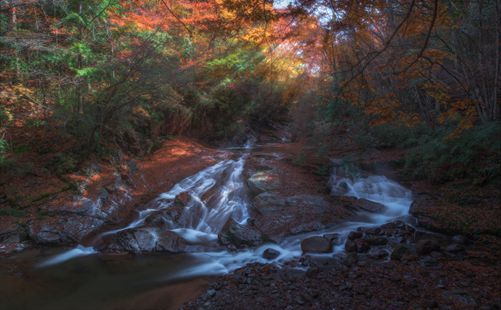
[404,123,501,183]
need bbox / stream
[0,142,413,310]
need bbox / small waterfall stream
[37,146,413,282]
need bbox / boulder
[219,218,263,248]
[247,171,280,194]
[262,248,280,260]
[348,231,363,240]
[301,236,332,254]
[323,233,341,245]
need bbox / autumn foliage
[0,0,499,182]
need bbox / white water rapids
[37,148,413,280]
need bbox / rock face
[338,196,386,214]
[247,171,280,195]
[0,217,24,244]
[301,236,332,253]
[253,192,288,215]
[103,228,187,253]
[218,218,264,248]
[251,192,347,238]
[28,214,105,245]
[0,217,27,255]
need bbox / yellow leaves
[241,24,273,44]
[0,83,45,128]
[0,84,34,106]
[132,106,150,119]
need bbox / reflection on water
[0,250,208,310]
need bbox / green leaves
[75,66,99,78]
[60,12,87,28]
[206,48,263,74]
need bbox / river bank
[180,138,501,309]
[0,132,500,309]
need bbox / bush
[404,123,501,183]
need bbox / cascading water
[330,173,413,223]
[37,150,413,281]
[38,147,253,267]
[98,156,250,242]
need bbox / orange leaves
[365,93,400,126]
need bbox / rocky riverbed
[0,134,500,310]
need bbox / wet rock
[355,239,370,253]
[28,215,104,245]
[323,233,341,245]
[0,242,26,255]
[345,239,357,252]
[416,239,441,255]
[348,231,363,240]
[301,236,332,254]
[286,195,329,213]
[174,192,191,206]
[0,217,24,243]
[289,222,324,235]
[219,218,263,248]
[247,171,280,194]
[262,248,280,260]
[391,244,409,261]
[364,236,388,246]
[362,227,382,235]
[253,192,287,215]
[339,196,386,213]
[207,289,217,298]
[104,228,186,253]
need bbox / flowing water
[0,142,413,309]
